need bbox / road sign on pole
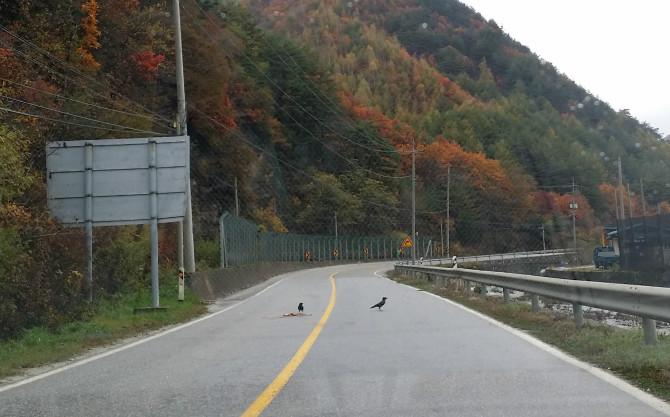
[402,235,413,247]
[46,136,189,306]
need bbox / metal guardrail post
[531,295,540,313]
[573,303,583,328]
[643,318,657,346]
[503,288,510,304]
[395,263,666,345]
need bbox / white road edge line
[0,278,287,393]
[399,283,670,416]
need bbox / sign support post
[85,143,93,302]
[47,137,189,310]
[149,141,160,308]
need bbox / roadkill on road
[281,312,312,317]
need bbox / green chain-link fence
[219,212,432,267]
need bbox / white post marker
[178,267,185,303]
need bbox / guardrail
[396,248,578,266]
[394,264,670,345]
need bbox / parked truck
[593,226,619,268]
[593,245,619,268]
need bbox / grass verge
[389,271,670,403]
[0,285,207,380]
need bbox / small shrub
[0,228,27,339]
[94,226,150,293]
[195,239,220,269]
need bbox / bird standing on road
[370,297,387,310]
[298,302,304,313]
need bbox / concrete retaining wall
[187,261,341,301]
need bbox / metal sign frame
[46,136,189,306]
[47,136,189,226]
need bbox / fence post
[219,213,227,268]
[285,235,289,262]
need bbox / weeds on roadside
[0,286,206,380]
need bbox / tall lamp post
[411,138,416,265]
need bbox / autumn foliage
[76,0,101,71]
[419,137,511,191]
[128,51,165,81]
[1,0,669,342]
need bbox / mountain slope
[239,0,669,223]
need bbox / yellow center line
[239,273,337,417]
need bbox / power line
[1,95,167,136]
[1,107,164,134]
[185,3,411,179]
[190,105,405,211]
[186,5,641,219]
[0,25,174,129]
[256,32,400,153]
[0,77,166,126]
[192,1,399,153]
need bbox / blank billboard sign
[47,136,189,226]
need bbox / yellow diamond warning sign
[402,236,413,247]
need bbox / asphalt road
[1,262,668,417]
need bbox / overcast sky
[459,0,670,137]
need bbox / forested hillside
[232,0,670,241]
[1,0,669,338]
